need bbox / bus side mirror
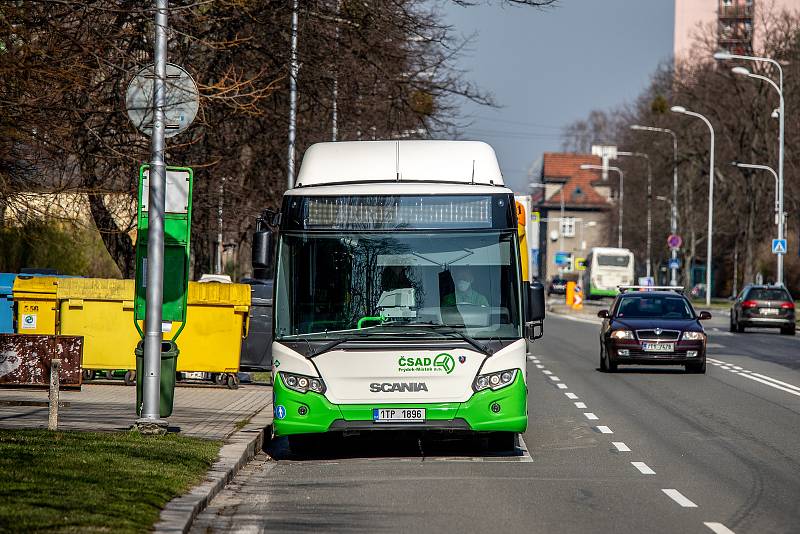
[525,281,545,341]
[252,227,273,280]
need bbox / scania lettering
[253,140,545,453]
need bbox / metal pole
[216,177,224,274]
[141,0,168,423]
[646,158,652,279]
[287,0,299,189]
[618,169,624,249]
[671,133,678,286]
[332,0,340,142]
[777,89,785,285]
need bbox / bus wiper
[393,321,494,356]
[310,338,350,357]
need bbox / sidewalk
[0,382,272,440]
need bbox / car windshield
[274,231,522,340]
[615,295,694,319]
[746,288,790,301]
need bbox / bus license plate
[372,408,426,423]
[642,342,674,353]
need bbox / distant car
[598,287,711,373]
[547,277,567,296]
[730,285,796,335]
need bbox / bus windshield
[274,231,522,341]
[597,254,630,267]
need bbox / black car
[730,285,796,335]
[598,287,711,373]
[547,277,568,296]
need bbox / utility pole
[139,0,169,429]
[216,177,224,274]
[287,0,299,189]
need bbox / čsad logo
[434,353,455,375]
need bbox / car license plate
[183,372,206,380]
[760,308,779,315]
[372,408,426,423]
[642,342,674,353]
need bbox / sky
[440,0,675,192]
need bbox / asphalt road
[192,313,800,534]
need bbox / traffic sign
[772,239,787,255]
[575,257,587,271]
[667,234,683,249]
[668,258,681,270]
[531,211,540,223]
[126,63,199,138]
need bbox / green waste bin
[135,340,178,418]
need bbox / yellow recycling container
[57,278,139,373]
[166,281,251,374]
[12,276,61,334]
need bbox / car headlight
[611,330,634,340]
[681,331,705,341]
[279,371,326,394]
[473,369,517,392]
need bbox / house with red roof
[535,153,617,283]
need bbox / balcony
[718,3,753,20]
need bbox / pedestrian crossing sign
[772,239,787,255]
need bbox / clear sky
[440,0,675,192]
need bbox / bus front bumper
[272,373,528,437]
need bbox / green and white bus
[254,140,545,452]
[582,247,635,298]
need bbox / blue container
[0,273,17,333]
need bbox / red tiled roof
[540,153,611,209]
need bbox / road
[192,313,800,534]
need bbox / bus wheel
[487,432,516,453]
[124,371,136,386]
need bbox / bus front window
[274,232,521,340]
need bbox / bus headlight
[280,372,326,394]
[473,369,517,392]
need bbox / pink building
[674,0,799,60]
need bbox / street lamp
[726,59,786,285]
[617,151,653,279]
[731,161,779,225]
[580,164,624,249]
[630,125,680,286]
[670,105,715,306]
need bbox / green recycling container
[135,340,179,418]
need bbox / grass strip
[0,429,220,533]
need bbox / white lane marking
[662,489,698,508]
[556,383,568,389]
[542,370,552,375]
[584,412,599,420]
[535,364,544,369]
[749,372,800,392]
[595,426,613,434]
[720,366,731,370]
[565,392,579,400]
[550,376,561,382]
[532,359,540,363]
[707,343,725,348]
[631,461,655,474]
[574,402,587,409]
[612,442,630,452]
[732,366,743,370]
[738,372,800,398]
[515,435,534,463]
[704,522,736,534]
[729,370,740,374]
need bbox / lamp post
[617,151,653,279]
[630,125,679,285]
[671,105,715,307]
[726,61,786,285]
[580,164,624,249]
[731,161,780,279]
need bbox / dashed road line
[565,392,579,400]
[574,402,587,409]
[556,383,568,389]
[535,364,544,369]
[542,370,552,375]
[549,376,561,382]
[612,442,630,452]
[704,522,736,534]
[584,412,599,420]
[662,488,698,507]
[631,461,655,474]
[595,426,613,434]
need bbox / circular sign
[126,63,199,138]
[667,234,683,249]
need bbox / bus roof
[588,247,633,255]
[295,140,504,188]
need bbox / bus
[253,140,545,453]
[582,247,635,298]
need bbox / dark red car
[598,287,711,373]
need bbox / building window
[561,217,575,238]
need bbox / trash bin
[239,279,273,371]
[12,276,61,334]
[0,274,16,334]
[165,281,250,375]
[135,339,178,418]
[57,278,138,381]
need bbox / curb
[153,405,274,533]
